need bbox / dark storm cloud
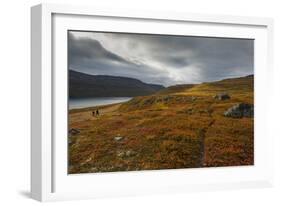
[68,31,254,86]
[68,33,172,85]
[189,37,254,81]
[68,33,130,65]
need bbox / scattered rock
[89,167,98,173]
[198,109,207,115]
[163,95,173,102]
[80,157,92,166]
[185,108,194,115]
[143,98,156,105]
[116,150,137,158]
[177,107,194,115]
[155,95,173,103]
[224,103,254,118]
[114,136,124,141]
[116,151,125,157]
[125,150,137,157]
[85,157,92,163]
[214,93,230,100]
[69,128,80,136]
[191,96,197,101]
[198,108,213,116]
[68,138,74,145]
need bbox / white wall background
[0,0,280,205]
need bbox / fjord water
[69,97,132,109]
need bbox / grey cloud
[68,31,254,86]
[68,33,131,65]
[68,33,171,85]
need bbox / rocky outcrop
[191,96,197,102]
[214,93,230,100]
[224,103,254,118]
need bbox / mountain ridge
[69,70,165,98]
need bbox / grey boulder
[114,136,124,141]
[224,103,254,118]
[214,93,231,100]
[69,128,80,136]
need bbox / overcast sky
[68,31,254,86]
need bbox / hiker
[96,109,100,116]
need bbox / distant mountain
[69,70,165,98]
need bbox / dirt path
[197,128,207,167]
[197,119,216,167]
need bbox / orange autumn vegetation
[68,75,254,174]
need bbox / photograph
[68,31,254,174]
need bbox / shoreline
[69,102,123,114]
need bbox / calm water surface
[69,97,132,109]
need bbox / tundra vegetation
[68,75,254,174]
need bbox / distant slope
[156,75,253,96]
[181,74,254,96]
[69,70,165,98]
[156,84,195,95]
[120,74,254,111]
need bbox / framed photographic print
[31,3,274,201]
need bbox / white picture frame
[31,3,274,202]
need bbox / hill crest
[69,70,165,98]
